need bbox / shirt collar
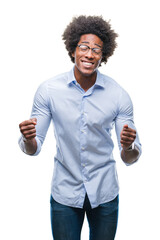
[95,70,105,88]
[67,67,76,85]
[67,66,105,89]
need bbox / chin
[78,66,97,77]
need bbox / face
[72,34,103,77]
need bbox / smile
[81,61,94,66]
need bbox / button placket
[80,95,88,179]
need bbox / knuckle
[20,126,24,130]
[19,122,24,130]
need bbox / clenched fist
[19,118,37,141]
[120,124,136,150]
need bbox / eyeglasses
[77,44,102,56]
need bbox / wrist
[124,143,135,152]
[22,136,35,143]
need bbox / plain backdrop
[0,0,160,239]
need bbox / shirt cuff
[18,135,41,156]
[124,142,142,166]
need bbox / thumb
[31,118,37,125]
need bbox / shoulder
[36,71,69,94]
[100,72,133,109]
[100,72,130,97]
[39,71,69,88]
[33,71,68,103]
[101,73,122,90]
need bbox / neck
[74,67,97,92]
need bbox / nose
[85,48,94,58]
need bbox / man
[19,16,142,240]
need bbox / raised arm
[115,89,142,165]
[18,81,52,156]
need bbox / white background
[0,0,160,239]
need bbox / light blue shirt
[19,67,142,208]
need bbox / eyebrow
[81,41,102,48]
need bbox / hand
[120,124,136,150]
[19,118,37,141]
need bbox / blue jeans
[50,194,119,240]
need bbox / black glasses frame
[77,44,102,55]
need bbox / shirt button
[82,163,85,167]
[81,130,86,133]
[81,147,85,151]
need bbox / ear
[72,52,75,58]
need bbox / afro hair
[62,15,118,64]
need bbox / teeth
[83,62,92,66]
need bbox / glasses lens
[78,44,102,55]
[93,48,102,54]
[78,45,89,52]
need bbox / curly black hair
[62,15,118,64]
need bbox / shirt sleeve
[115,89,142,165]
[19,81,52,156]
